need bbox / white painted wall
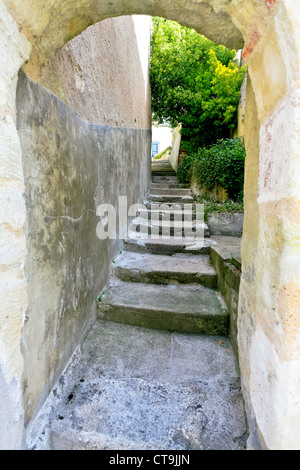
[152,124,173,156]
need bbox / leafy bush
[176,154,195,183]
[178,138,246,201]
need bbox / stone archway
[0,0,299,450]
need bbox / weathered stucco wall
[0,0,300,451]
[210,241,242,360]
[169,125,182,172]
[233,71,247,139]
[0,8,151,449]
[0,0,31,450]
[16,16,151,427]
[34,16,151,130]
[237,2,300,450]
[17,71,151,425]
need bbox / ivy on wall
[177,138,246,201]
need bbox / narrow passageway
[26,161,247,450]
[0,0,298,451]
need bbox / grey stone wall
[207,213,244,237]
[17,71,151,423]
[210,246,241,359]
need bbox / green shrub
[176,154,195,183]
[178,138,246,201]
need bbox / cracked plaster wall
[17,69,151,427]
[16,15,152,427]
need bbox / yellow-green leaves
[150,18,247,150]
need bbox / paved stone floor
[27,320,247,450]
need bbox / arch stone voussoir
[4,0,244,78]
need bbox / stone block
[207,212,244,237]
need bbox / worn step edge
[124,237,216,255]
[142,202,198,210]
[149,184,190,189]
[148,189,191,196]
[137,209,199,220]
[147,194,194,202]
[144,200,194,209]
[152,177,178,182]
[151,173,177,177]
[112,257,217,288]
[151,171,175,174]
[129,218,210,238]
[97,283,229,335]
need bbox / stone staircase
[26,166,247,451]
[125,167,212,254]
[151,159,177,176]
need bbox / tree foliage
[150,18,246,150]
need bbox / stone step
[151,160,173,166]
[26,320,247,450]
[151,167,177,174]
[143,201,197,210]
[137,202,199,211]
[112,251,218,288]
[151,167,176,175]
[124,236,217,255]
[151,164,175,174]
[151,159,173,164]
[152,175,178,183]
[129,217,210,238]
[148,188,191,196]
[146,194,194,204]
[152,171,177,176]
[97,279,229,335]
[137,208,199,221]
[149,183,190,190]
